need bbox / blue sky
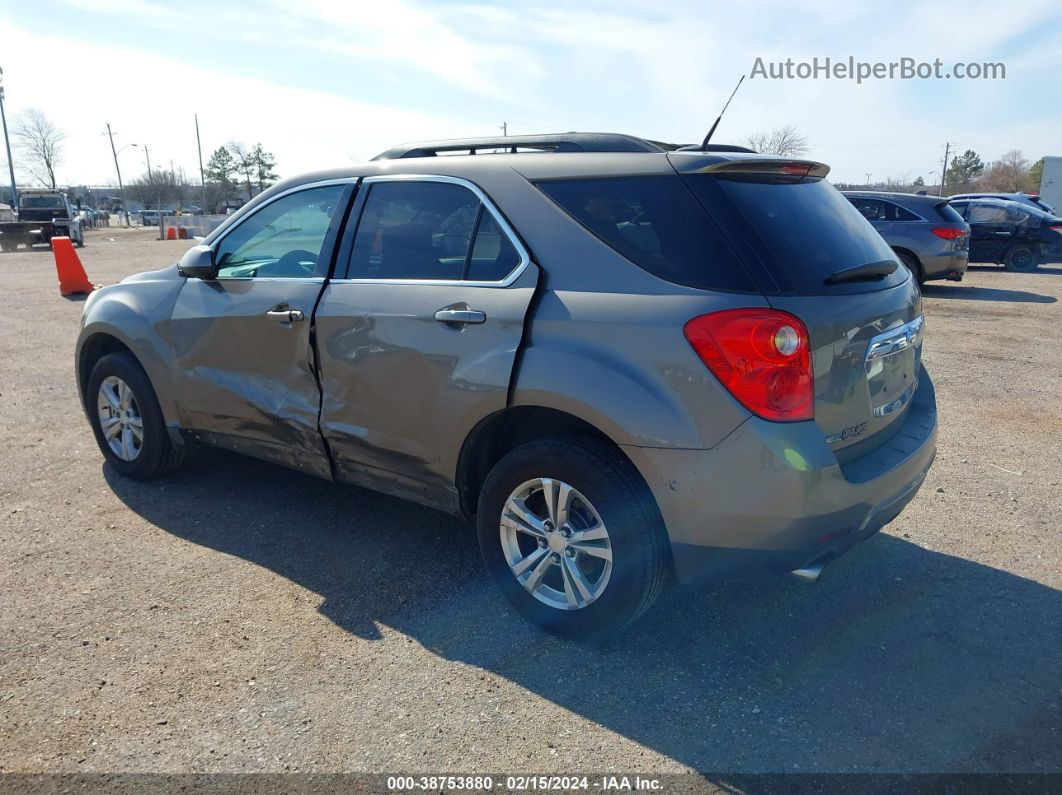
[1,0,1060,187]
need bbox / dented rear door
[314,176,538,509]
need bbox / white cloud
[5,0,1062,188]
[0,19,491,186]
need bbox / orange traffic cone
[166,226,178,240]
[51,236,96,296]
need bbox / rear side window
[535,176,756,292]
[935,202,965,224]
[684,175,904,294]
[346,180,524,281]
[468,212,521,281]
[348,181,479,280]
[850,198,919,222]
[966,203,1010,224]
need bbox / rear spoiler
[669,153,830,179]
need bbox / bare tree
[13,109,65,188]
[744,124,809,157]
[127,167,191,209]
[975,150,1031,193]
[228,140,256,201]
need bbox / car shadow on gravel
[105,450,1062,774]
[920,283,1057,303]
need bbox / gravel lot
[1,228,1059,779]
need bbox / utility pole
[940,142,952,196]
[865,172,872,187]
[143,145,152,176]
[0,67,18,211]
[106,123,129,227]
[500,121,507,136]
[195,113,206,213]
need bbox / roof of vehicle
[841,190,952,205]
[949,192,1038,199]
[371,132,758,160]
[263,149,821,191]
[204,144,829,246]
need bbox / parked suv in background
[949,192,1055,215]
[77,133,937,638]
[947,198,1062,271]
[843,191,969,284]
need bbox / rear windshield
[683,175,905,294]
[21,196,64,209]
[535,176,756,292]
[936,202,965,223]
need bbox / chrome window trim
[329,173,531,288]
[209,178,356,279]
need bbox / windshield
[21,196,64,209]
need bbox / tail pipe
[790,559,828,584]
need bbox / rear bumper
[921,250,968,281]
[623,369,938,585]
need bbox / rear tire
[86,352,184,479]
[477,435,670,640]
[896,250,925,285]
[1003,245,1038,272]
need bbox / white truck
[0,189,84,251]
[1039,156,1062,215]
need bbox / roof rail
[372,132,672,160]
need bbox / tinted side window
[851,199,918,222]
[467,212,521,281]
[215,185,344,278]
[536,176,755,292]
[891,204,920,221]
[348,181,480,279]
[967,204,1009,224]
[850,198,883,220]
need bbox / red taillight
[931,227,967,240]
[1049,225,1062,235]
[684,308,814,422]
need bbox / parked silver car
[843,191,970,284]
[77,133,937,638]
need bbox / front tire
[86,352,184,479]
[477,436,670,639]
[1003,245,1038,272]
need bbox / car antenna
[701,75,745,149]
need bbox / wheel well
[891,246,923,274]
[456,406,620,517]
[78,334,135,404]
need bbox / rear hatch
[934,200,970,251]
[673,154,923,460]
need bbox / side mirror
[178,244,218,279]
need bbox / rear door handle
[434,308,486,325]
[266,308,305,322]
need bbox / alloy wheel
[499,478,613,610]
[97,376,144,461]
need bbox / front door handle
[266,308,305,322]
[434,308,486,325]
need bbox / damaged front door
[168,182,350,478]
